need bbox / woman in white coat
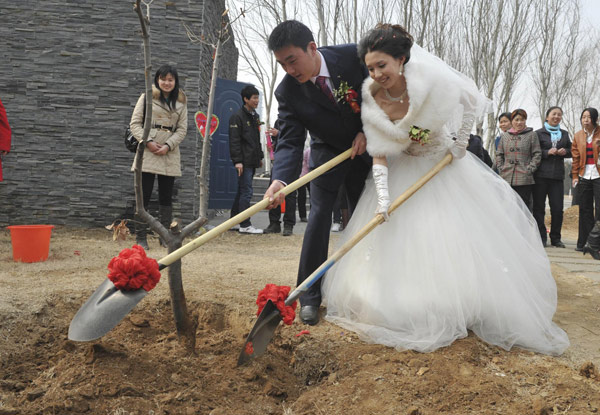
[129,65,188,249]
[321,24,569,356]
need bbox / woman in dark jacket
[532,106,571,247]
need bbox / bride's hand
[351,132,367,159]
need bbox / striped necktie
[315,76,336,104]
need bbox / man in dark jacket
[264,21,371,325]
[229,84,264,234]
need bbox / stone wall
[0,0,238,227]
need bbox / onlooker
[571,107,600,251]
[532,106,571,248]
[0,98,11,182]
[229,84,264,234]
[297,146,311,222]
[495,108,541,208]
[130,65,188,250]
[467,133,492,167]
[331,185,347,232]
[492,112,511,173]
[264,122,298,236]
[495,112,512,150]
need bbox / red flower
[245,341,254,355]
[345,89,358,101]
[256,284,297,325]
[107,245,161,291]
[349,101,361,113]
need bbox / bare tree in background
[561,44,600,136]
[531,0,583,122]
[458,0,538,147]
[229,0,296,128]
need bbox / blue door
[208,78,247,209]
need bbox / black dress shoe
[300,217,308,223]
[299,305,319,325]
[282,224,293,236]
[575,246,584,252]
[551,241,566,248]
[263,223,281,234]
[582,244,600,260]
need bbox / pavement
[546,240,600,282]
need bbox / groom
[264,20,370,325]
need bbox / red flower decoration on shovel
[107,245,161,291]
[256,284,297,325]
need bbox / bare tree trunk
[133,0,209,353]
[316,0,328,46]
[198,39,222,219]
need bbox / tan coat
[571,128,600,179]
[130,85,188,177]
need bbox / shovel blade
[237,300,283,366]
[68,278,148,341]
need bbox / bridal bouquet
[409,125,431,145]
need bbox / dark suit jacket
[271,44,368,188]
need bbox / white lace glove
[372,164,391,221]
[450,135,468,159]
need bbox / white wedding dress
[321,46,569,355]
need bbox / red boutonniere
[333,80,361,113]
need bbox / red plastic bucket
[7,225,55,263]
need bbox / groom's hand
[264,180,286,209]
[351,132,367,159]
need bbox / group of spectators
[494,106,600,257]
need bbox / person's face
[511,114,527,131]
[244,94,259,110]
[546,108,563,127]
[364,50,406,90]
[582,111,593,129]
[498,116,511,132]
[158,73,175,94]
[274,43,320,84]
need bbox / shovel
[68,148,354,342]
[237,153,453,365]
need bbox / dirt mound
[1,296,599,414]
[1,227,600,414]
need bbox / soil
[1,211,600,415]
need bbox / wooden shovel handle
[285,153,453,304]
[158,148,353,268]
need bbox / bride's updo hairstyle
[358,24,414,64]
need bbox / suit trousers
[268,189,297,226]
[532,177,564,244]
[576,177,600,248]
[296,155,369,306]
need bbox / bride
[321,24,569,355]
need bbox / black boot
[135,214,150,250]
[586,220,600,251]
[159,205,173,247]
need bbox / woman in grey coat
[496,108,542,209]
[129,65,188,249]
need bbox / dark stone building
[0,1,238,227]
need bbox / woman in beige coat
[129,65,188,249]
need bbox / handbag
[124,94,146,153]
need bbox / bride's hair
[358,24,414,64]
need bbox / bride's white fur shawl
[362,54,463,158]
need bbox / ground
[1,207,600,415]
